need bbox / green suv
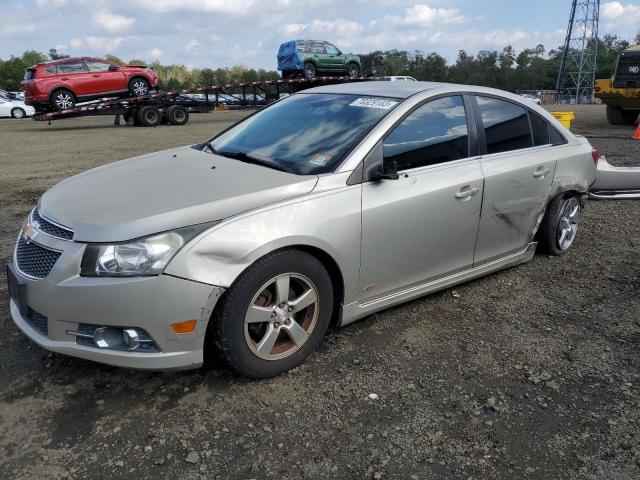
[277,40,361,79]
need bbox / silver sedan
[7,81,633,377]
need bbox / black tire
[303,62,317,79]
[536,194,581,256]
[165,105,189,125]
[50,89,75,111]
[604,105,638,125]
[210,249,334,378]
[137,105,161,127]
[11,107,26,119]
[282,70,291,80]
[347,62,360,78]
[129,77,150,97]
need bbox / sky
[1,0,639,70]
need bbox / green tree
[48,48,69,60]
[128,59,146,65]
[104,54,125,65]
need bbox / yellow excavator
[595,45,640,125]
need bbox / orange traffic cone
[633,122,640,140]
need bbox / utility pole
[556,0,600,104]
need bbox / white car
[520,93,542,105]
[0,98,35,119]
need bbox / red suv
[22,57,159,111]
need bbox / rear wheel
[605,105,638,125]
[347,62,360,78]
[210,249,333,378]
[11,107,26,119]
[303,62,317,79]
[165,105,189,125]
[137,105,161,127]
[129,77,150,97]
[537,194,581,255]
[51,89,75,111]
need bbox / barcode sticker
[350,98,398,110]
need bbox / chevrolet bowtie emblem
[22,224,35,243]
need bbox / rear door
[84,60,125,94]
[473,96,557,264]
[360,95,484,301]
[0,98,10,117]
[56,61,91,96]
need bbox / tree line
[1,33,638,92]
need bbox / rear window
[529,111,550,146]
[477,96,532,154]
[24,69,36,80]
[550,126,567,145]
[57,62,87,73]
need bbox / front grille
[15,237,62,279]
[25,309,48,337]
[31,209,74,240]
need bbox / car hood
[38,146,318,242]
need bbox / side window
[45,66,57,74]
[383,96,469,171]
[477,96,532,154]
[311,43,326,54]
[57,62,87,74]
[325,44,340,55]
[550,126,567,146]
[85,61,110,72]
[529,111,550,146]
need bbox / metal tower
[556,0,600,104]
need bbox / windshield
[208,93,400,175]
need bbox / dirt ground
[0,105,638,480]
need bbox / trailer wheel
[137,106,161,127]
[166,105,189,125]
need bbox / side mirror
[108,64,119,71]
[376,158,399,181]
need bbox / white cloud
[70,36,124,51]
[148,48,163,58]
[282,19,364,37]
[184,39,200,52]
[401,4,466,27]
[35,0,68,6]
[134,0,256,14]
[92,12,135,32]
[601,1,640,36]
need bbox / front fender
[165,183,362,304]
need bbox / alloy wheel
[132,80,149,96]
[244,273,319,361]
[55,93,73,110]
[304,64,316,79]
[12,108,25,119]
[557,197,580,250]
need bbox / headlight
[80,223,215,277]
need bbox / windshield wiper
[215,149,294,174]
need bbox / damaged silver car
[7,81,634,377]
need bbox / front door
[84,60,125,95]
[473,96,557,264]
[324,43,346,70]
[360,96,484,301]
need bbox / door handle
[455,186,479,199]
[533,167,550,178]
[92,74,100,77]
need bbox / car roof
[34,57,100,67]
[303,81,452,99]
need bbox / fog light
[122,328,140,350]
[171,320,197,334]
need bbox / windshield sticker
[350,98,398,110]
[309,154,332,166]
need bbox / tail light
[591,149,599,165]
[594,86,601,93]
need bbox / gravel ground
[0,105,638,480]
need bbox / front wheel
[210,249,334,378]
[537,195,581,255]
[129,77,150,97]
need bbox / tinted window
[57,62,87,73]
[477,96,532,154]
[550,126,566,145]
[86,61,110,72]
[529,111,550,146]
[44,66,56,74]
[210,94,398,175]
[383,96,469,171]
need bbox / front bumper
[8,228,225,370]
